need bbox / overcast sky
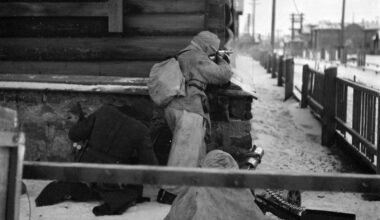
[240,0,380,36]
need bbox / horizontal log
[0,74,148,86]
[0,17,108,37]
[0,14,203,37]
[23,161,380,193]
[0,61,155,77]
[124,0,204,13]
[0,0,204,17]
[0,37,192,61]
[124,14,204,35]
[0,2,107,17]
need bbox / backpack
[148,51,188,107]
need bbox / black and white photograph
[0,0,379,219]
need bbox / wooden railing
[335,78,380,173]
[300,64,380,173]
[257,51,380,173]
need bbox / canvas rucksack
[148,50,189,107]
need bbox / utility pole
[290,13,304,40]
[271,0,276,51]
[300,13,304,33]
[340,0,346,51]
[252,0,257,38]
[291,13,295,40]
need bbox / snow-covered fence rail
[300,64,380,173]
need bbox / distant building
[308,22,380,53]
[363,24,380,52]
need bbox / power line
[292,0,300,14]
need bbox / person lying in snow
[35,104,158,216]
[164,150,267,220]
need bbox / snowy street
[20,55,380,220]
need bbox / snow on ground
[20,55,380,220]
[294,58,380,90]
[20,181,170,220]
[243,54,380,220]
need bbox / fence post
[300,65,309,108]
[321,67,337,146]
[272,53,277,78]
[377,98,380,174]
[340,49,347,64]
[284,58,294,101]
[277,55,284,86]
[321,48,325,60]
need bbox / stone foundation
[0,78,254,162]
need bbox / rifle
[242,145,356,220]
[209,50,233,62]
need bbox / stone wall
[0,87,253,163]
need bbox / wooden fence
[257,50,380,173]
[300,65,380,173]
[259,52,294,101]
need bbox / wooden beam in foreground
[23,161,380,193]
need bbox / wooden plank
[352,89,361,149]
[205,0,226,46]
[307,95,323,117]
[124,14,204,35]
[0,148,10,220]
[0,61,155,77]
[22,161,380,193]
[300,64,309,108]
[0,14,204,37]
[337,78,380,97]
[0,17,108,38]
[107,0,123,32]
[378,97,380,174]
[336,81,348,135]
[124,0,205,13]
[6,133,25,220]
[277,55,284,87]
[0,74,148,86]
[0,82,148,96]
[336,117,377,157]
[0,2,107,17]
[0,37,192,61]
[284,58,294,101]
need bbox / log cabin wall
[0,0,252,162]
[0,0,232,77]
